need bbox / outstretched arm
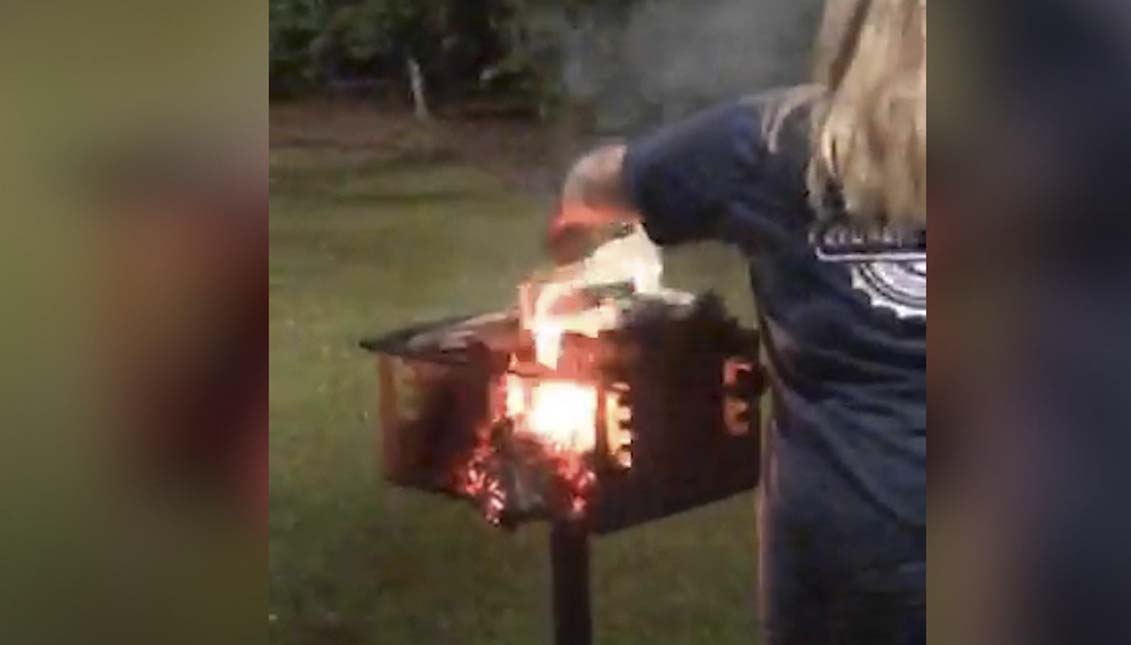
[549,100,760,262]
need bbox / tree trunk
[407,56,430,121]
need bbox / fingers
[546,202,598,264]
[546,202,646,265]
[546,219,595,266]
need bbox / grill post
[550,520,592,645]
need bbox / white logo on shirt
[810,223,927,320]
[848,259,926,320]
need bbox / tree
[268,0,646,110]
[269,0,329,96]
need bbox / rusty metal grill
[361,293,763,533]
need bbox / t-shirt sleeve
[622,101,767,246]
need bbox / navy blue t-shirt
[623,94,926,528]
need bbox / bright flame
[529,381,598,452]
[505,375,598,453]
[504,373,526,417]
[508,227,664,448]
[525,225,665,370]
[534,324,564,371]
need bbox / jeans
[758,428,925,645]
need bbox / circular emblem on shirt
[850,260,926,320]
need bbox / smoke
[624,0,823,106]
[557,0,824,132]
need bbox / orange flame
[509,228,663,453]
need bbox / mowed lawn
[269,139,761,645]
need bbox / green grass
[269,145,760,645]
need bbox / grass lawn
[269,130,762,644]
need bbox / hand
[545,203,608,265]
[545,144,635,265]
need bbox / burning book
[361,227,764,533]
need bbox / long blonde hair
[770,0,926,226]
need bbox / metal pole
[550,520,593,645]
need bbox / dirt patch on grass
[270,99,573,195]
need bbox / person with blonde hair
[548,0,926,642]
